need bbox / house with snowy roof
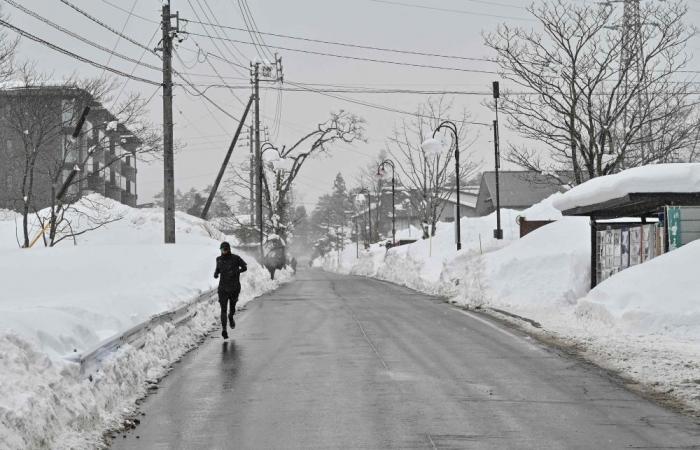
[475,171,571,217]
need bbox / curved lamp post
[376,159,396,245]
[422,121,461,251]
[258,142,281,260]
[356,188,372,246]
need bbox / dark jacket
[214,253,247,291]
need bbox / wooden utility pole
[200,96,254,219]
[249,125,255,227]
[160,1,177,243]
[253,62,263,260]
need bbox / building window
[61,99,75,127]
[63,135,78,163]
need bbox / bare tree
[387,97,478,238]
[228,110,365,243]
[2,65,161,247]
[0,6,16,80]
[484,0,699,184]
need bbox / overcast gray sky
[5,0,700,209]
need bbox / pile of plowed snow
[0,194,288,448]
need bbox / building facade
[0,85,141,211]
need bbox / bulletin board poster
[667,206,682,250]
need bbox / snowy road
[111,269,700,449]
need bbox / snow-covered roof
[443,192,478,209]
[553,164,700,213]
[481,171,570,208]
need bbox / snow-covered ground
[316,192,700,416]
[0,195,289,449]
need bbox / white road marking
[454,308,543,353]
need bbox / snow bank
[0,194,288,448]
[463,217,590,311]
[579,239,700,339]
[553,163,700,211]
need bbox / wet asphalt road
[111,268,700,449]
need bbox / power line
[187,0,248,75]
[101,0,138,75]
[57,0,242,121]
[114,25,161,106]
[369,0,534,21]
[183,0,247,106]
[99,0,159,24]
[180,18,497,63]
[183,31,500,74]
[191,84,507,95]
[235,0,266,61]
[284,80,492,126]
[0,18,161,85]
[3,0,161,71]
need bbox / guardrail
[65,289,217,379]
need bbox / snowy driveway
[111,269,700,449]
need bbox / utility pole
[253,62,263,261]
[200,96,254,219]
[493,81,503,240]
[252,56,284,262]
[249,125,255,227]
[159,1,178,244]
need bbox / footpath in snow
[317,190,700,417]
[0,195,290,449]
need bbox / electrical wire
[189,0,249,75]
[57,0,242,121]
[0,18,161,85]
[239,0,276,61]
[180,19,496,63]
[183,32,499,74]
[199,0,250,64]
[368,0,534,21]
[178,35,247,107]
[4,0,161,71]
[99,0,159,24]
[284,79,491,126]
[101,0,138,75]
[113,25,161,106]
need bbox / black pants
[218,286,240,330]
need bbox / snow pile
[553,163,700,211]
[0,194,288,448]
[579,240,700,339]
[461,217,590,312]
[319,209,521,295]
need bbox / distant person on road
[290,257,298,273]
[214,241,247,339]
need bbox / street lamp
[376,159,396,245]
[421,121,462,251]
[257,142,280,260]
[356,188,372,245]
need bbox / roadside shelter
[553,164,700,288]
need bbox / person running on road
[214,241,247,339]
